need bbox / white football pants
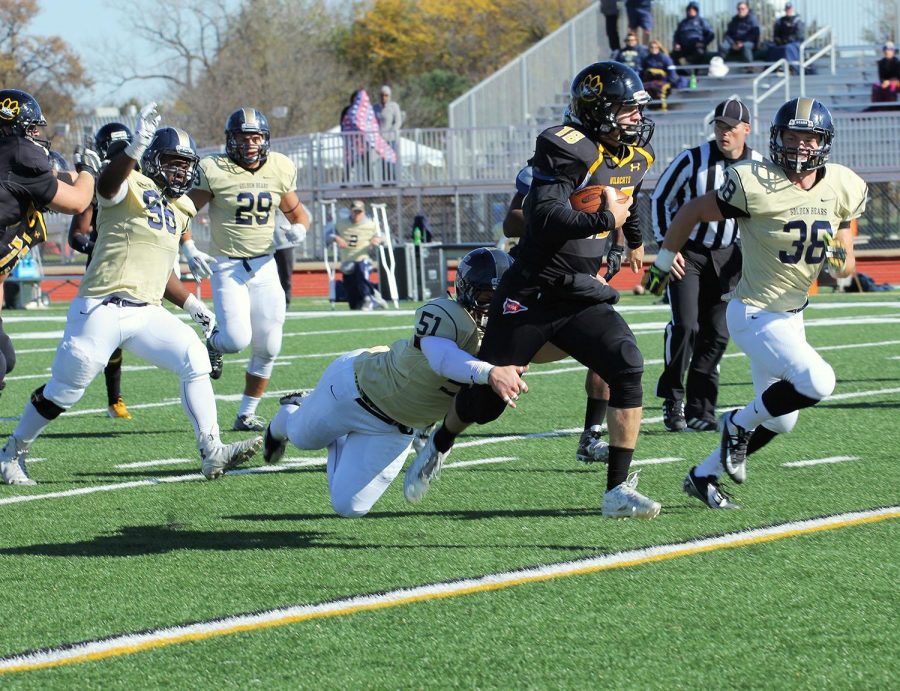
[209,254,286,379]
[272,349,413,517]
[42,296,219,442]
[726,299,835,433]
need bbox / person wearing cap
[767,3,806,71]
[374,85,403,183]
[330,200,387,311]
[650,98,763,433]
[671,2,715,68]
[872,41,900,103]
[719,2,761,64]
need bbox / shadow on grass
[228,506,605,522]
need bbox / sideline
[0,506,895,674]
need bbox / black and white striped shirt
[651,141,763,249]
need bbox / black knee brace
[455,384,506,425]
[30,385,66,421]
[608,369,643,409]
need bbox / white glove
[182,294,216,338]
[125,102,161,161]
[181,239,216,280]
[283,223,307,245]
[73,147,102,178]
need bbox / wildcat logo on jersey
[502,298,528,315]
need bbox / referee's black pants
[655,242,740,422]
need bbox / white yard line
[0,506,895,675]
[443,457,517,469]
[782,456,860,468]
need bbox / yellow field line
[1,507,896,675]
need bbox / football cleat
[719,410,751,484]
[576,425,610,464]
[263,424,287,465]
[200,436,262,480]
[0,437,36,486]
[403,427,449,503]
[683,467,739,509]
[278,390,311,407]
[370,290,389,310]
[412,423,436,454]
[601,471,661,519]
[685,417,717,432]
[107,397,133,420]
[206,330,224,380]
[233,413,266,432]
[662,399,687,432]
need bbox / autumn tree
[340,0,591,126]
[0,0,92,127]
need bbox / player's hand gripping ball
[569,185,630,213]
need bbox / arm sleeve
[651,149,692,243]
[621,181,644,249]
[420,336,493,385]
[526,136,617,242]
[9,141,58,209]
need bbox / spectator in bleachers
[872,41,900,103]
[766,3,806,71]
[612,32,648,73]
[719,2,760,64]
[625,0,653,46]
[641,40,684,110]
[600,0,622,53]
[671,2,715,68]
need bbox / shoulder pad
[414,298,476,347]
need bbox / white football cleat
[0,437,36,486]
[403,428,449,503]
[601,472,661,519]
[201,436,262,480]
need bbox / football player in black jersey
[1,89,97,395]
[68,122,135,418]
[405,62,661,518]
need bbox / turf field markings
[443,457,517,469]
[632,457,683,466]
[114,459,195,469]
[782,456,861,468]
[0,505,895,675]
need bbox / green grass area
[0,293,897,687]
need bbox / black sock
[747,426,778,456]
[105,349,123,405]
[761,380,818,418]
[433,421,457,453]
[606,446,634,490]
[584,397,608,430]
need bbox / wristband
[655,248,677,271]
[182,293,200,313]
[473,362,494,386]
[124,141,147,161]
[182,239,198,258]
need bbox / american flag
[341,89,397,164]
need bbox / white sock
[733,397,771,431]
[12,402,55,447]
[269,404,298,440]
[694,447,724,478]
[239,395,261,417]
[181,377,220,444]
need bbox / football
[569,185,630,213]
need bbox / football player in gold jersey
[0,104,261,485]
[183,108,311,433]
[644,97,864,509]
[261,248,527,517]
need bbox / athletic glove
[124,102,161,161]
[823,231,847,273]
[603,244,625,282]
[73,147,102,178]
[182,294,216,338]
[642,263,670,296]
[181,239,216,280]
[283,222,307,246]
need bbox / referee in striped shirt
[651,98,763,432]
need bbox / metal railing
[752,59,791,122]
[800,26,837,95]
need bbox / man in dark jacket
[672,2,715,66]
[767,3,806,68]
[719,2,761,63]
